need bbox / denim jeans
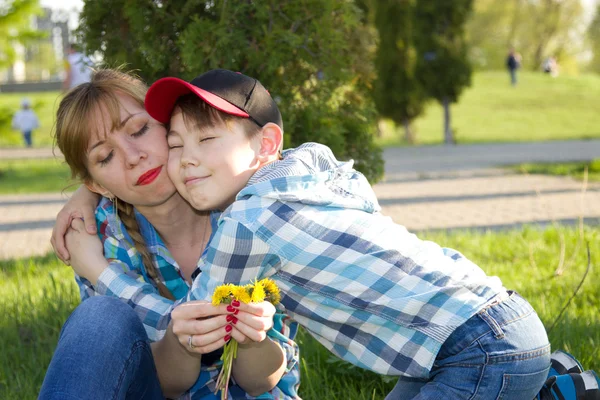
[39,296,164,400]
[386,291,551,400]
[23,130,32,147]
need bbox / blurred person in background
[63,43,93,91]
[506,47,522,86]
[11,98,38,147]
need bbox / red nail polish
[227,305,235,312]
[224,335,231,342]
[225,325,232,332]
[231,300,240,307]
[231,317,238,325]
[226,315,233,322]
[233,308,239,315]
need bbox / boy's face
[166,111,262,211]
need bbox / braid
[115,199,174,300]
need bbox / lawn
[376,71,600,146]
[0,158,74,194]
[511,159,600,182]
[0,91,62,148]
[2,225,598,399]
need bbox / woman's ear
[257,123,283,163]
[84,180,114,199]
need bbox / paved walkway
[1,140,600,260]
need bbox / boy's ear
[257,122,283,163]
[84,180,114,200]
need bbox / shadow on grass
[0,253,65,280]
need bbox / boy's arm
[189,217,288,394]
[188,217,280,302]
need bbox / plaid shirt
[76,197,300,399]
[189,143,505,379]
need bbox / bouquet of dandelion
[212,278,281,399]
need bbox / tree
[0,0,43,69]
[77,0,384,182]
[587,4,600,74]
[372,0,425,144]
[466,0,585,73]
[414,0,473,145]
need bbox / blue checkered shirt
[189,143,504,378]
[76,197,301,399]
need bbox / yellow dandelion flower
[231,285,251,304]
[212,284,234,306]
[259,278,280,305]
[250,280,266,303]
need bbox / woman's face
[85,92,177,207]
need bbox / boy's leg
[38,296,164,400]
[404,292,550,399]
[385,377,425,400]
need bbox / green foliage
[77,0,384,182]
[0,0,44,68]
[372,0,425,143]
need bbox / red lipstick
[137,166,162,185]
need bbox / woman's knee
[62,296,147,345]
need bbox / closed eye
[200,137,215,143]
[132,124,149,137]
[99,151,114,166]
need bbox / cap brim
[145,77,249,124]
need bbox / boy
[11,98,39,147]
[145,70,551,398]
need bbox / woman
[41,69,299,399]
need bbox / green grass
[2,225,598,399]
[376,71,600,146]
[0,91,61,148]
[0,158,74,194]
[511,159,600,182]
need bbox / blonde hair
[55,68,174,300]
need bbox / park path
[1,140,600,260]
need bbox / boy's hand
[65,218,108,284]
[51,186,100,263]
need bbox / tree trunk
[402,118,414,144]
[442,97,454,145]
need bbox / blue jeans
[39,296,164,400]
[386,291,551,400]
[23,130,32,147]
[510,69,518,86]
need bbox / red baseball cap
[145,69,283,129]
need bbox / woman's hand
[65,218,108,284]
[231,301,275,346]
[171,300,276,354]
[51,186,100,263]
